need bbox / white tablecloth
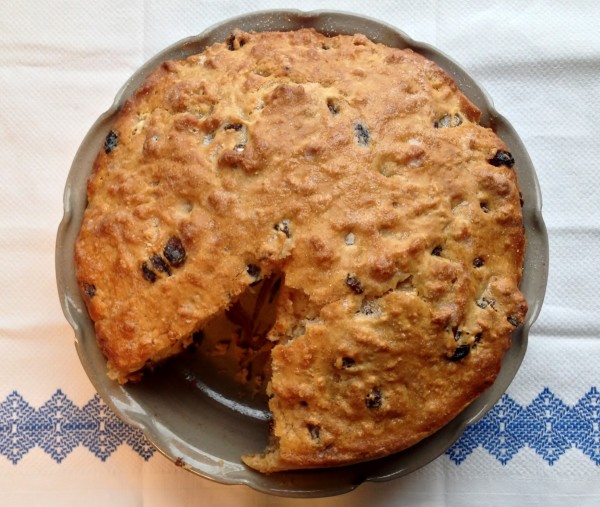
[1,1,599,505]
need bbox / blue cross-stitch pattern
[35,390,81,463]
[445,423,479,465]
[1,388,599,465]
[0,390,155,464]
[80,394,131,461]
[568,387,600,465]
[0,392,36,464]
[446,388,600,466]
[526,388,572,464]
[479,394,523,464]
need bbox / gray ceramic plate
[56,9,549,498]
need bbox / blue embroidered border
[446,387,600,465]
[1,388,598,465]
[0,391,154,464]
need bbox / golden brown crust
[75,28,527,471]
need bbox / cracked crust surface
[74,29,527,471]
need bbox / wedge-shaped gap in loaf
[156,273,287,400]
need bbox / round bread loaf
[75,28,527,473]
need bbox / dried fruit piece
[104,130,119,154]
[365,388,382,409]
[327,98,340,115]
[163,237,186,267]
[354,123,369,146]
[246,264,261,286]
[341,357,356,368]
[150,254,172,276]
[274,219,290,238]
[307,423,321,440]
[431,246,442,256]
[473,257,485,268]
[476,297,496,310]
[83,283,96,298]
[226,33,246,51]
[488,150,515,168]
[452,326,462,341]
[345,274,364,294]
[507,316,520,327]
[448,344,470,361]
[141,262,157,283]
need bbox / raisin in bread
[75,28,527,471]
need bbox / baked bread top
[75,28,527,472]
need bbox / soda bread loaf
[75,28,527,472]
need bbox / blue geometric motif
[80,394,130,462]
[35,390,81,463]
[478,394,523,464]
[525,388,571,464]
[447,387,600,466]
[0,390,155,464]
[1,388,599,465]
[568,387,600,465]
[0,392,36,464]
